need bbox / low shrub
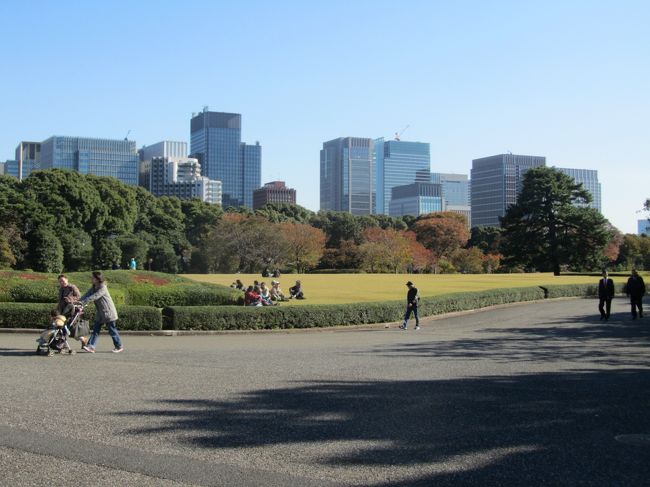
[126,283,243,307]
[540,283,626,298]
[0,303,162,331]
[163,286,546,331]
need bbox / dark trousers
[631,297,643,318]
[598,298,612,319]
[403,305,419,326]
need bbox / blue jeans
[88,320,122,349]
[403,305,419,327]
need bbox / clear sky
[1,0,648,233]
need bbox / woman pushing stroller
[77,271,124,354]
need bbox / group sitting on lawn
[233,279,305,306]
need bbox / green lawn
[183,273,605,305]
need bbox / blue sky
[1,0,648,233]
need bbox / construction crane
[124,129,131,141]
[394,124,410,141]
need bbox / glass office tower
[375,138,430,215]
[556,167,602,212]
[39,136,139,185]
[190,108,261,208]
[471,153,545,228]
[320,137,375,215]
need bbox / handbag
[70,319,90,340]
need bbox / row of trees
[0,168,647,274]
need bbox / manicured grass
[183,273,606,305]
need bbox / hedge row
[162,286,547,331]
[540,282,627,298]
[0,303,162,330]
[0,281,241,307]
[125,283,243,307]
[0,283,622,332]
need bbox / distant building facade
[389,181,444,217]
[320,137,375,215]
[375,138,430,215]
[39,136,139,185]
[471,153,546,228]
[139,140,221,204]
[5,142,42,180]
[639,219,650,236]
[431,172,471,226]
[190,108,261,208]
[555,167,602,212]
[253,181,296,209]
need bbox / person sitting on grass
[270,280,286,302]
[259,282,275,306]
[232,279,245,291]
[244,285,262,307]
[289,280,305,300]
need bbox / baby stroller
[36,305,87,357]
[36,315,74,357]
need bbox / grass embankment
[183,273,605,305]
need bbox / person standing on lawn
[399,281,420,330]
[79,271,123,353]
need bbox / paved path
[1,297,649,486]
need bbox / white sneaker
[112,347,124,353]
[415,326,421,331]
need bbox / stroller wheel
[68,349,76,355]
[47,350,55,357]
[35,347,41,355]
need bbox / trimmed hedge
[125,283,243,307]
[0,303,162,331]
[540,282,627,298]
[162,286,546,331]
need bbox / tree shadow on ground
[368,313,650,367]
[117,369,650,486]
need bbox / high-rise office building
[375,138,430,215]
[253,181,296,209]
[4,142,42,180]
[39,136,139,185]
[389,182,444,217]
[190,108,261,208]
[320,137,375,215]
[139,140,222,204]
[638,219,649,236]
[471,153,546,228]
[555,167,602,212]
[430,172,471,226]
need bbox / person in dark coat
[626,269,646,319]
[399,281,420,330]
[79,271,123,353]
[598,270,615,321]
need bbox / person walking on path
[399,281,420,330]
[626,269,646,320]
[78,271,123,353]
[129,257,137,270]
[598,270,615,321]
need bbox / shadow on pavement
[118,369,650,485]
[0,347,38,357]
[367,314,650,367]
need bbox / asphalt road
[1,297,649,486]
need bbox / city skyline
[1,0,648,232]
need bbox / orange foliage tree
[278,222,326,273]
[413,212,470,263]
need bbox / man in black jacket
[399,281,420,330]
[598,270,615,321]
[626,269,646,319]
